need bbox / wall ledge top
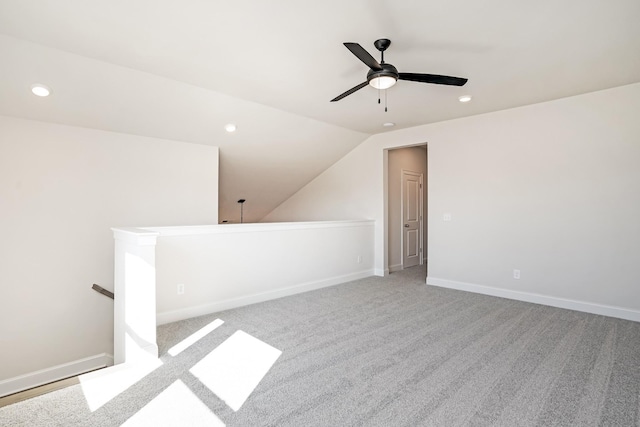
[134,219,375,237]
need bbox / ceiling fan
[331,39,468,103]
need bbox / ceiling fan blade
[344,43,382,70]
[330,81,369,102]
[399,73,468,86]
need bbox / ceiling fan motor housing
[367,63,398,84]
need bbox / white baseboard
[426,277,640,323]
[374,268,386,277]
[389,264,403,273]
[0,353,114,398]
[157,269,376,325]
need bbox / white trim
[113,229,158,365]
[0,353,113,398]
[111,227,159,245]
[426,277,640,323]
[389,263,403,273]
[157,269,376,325]
[375,268,387,277]
[141,220,375,237]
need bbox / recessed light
[224,123,237,133]
[383,122,395,127]
[31,84,51,97]
[458,95,472,103]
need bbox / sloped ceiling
[1,0,639,222]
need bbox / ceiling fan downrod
[374,38,391,64]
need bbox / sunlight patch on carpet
[79,358,162,412]
[168,319,225,356]
[190,330,281,411]
[121,380,225,426]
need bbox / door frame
[383,143,428,276]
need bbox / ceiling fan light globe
[369,76,397,90]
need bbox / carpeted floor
[2,265,639,426]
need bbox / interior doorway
[386,145,427,273]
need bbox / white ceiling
[1,0,639,222]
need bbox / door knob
[404,224,409,227]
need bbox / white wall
[263,83,640,317]
[154,221,373,324]
[0,116,218,385]
[111,221,374,353]
[387,146,428,271]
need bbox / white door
[402,170,423,268]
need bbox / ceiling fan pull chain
[385,90,388,112]
[378,87,381,104]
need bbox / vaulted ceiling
[1,0,639,222]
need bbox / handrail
[92,284,114,299]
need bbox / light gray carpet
[2,265,639,426]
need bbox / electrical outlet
[357,255,362,264]
[513,269,521,279]
[177,283,185,295]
